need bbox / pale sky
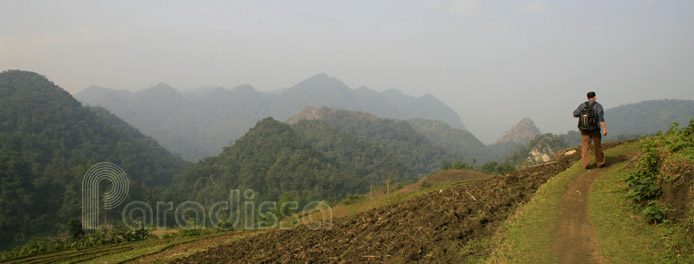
[2,0,693,143]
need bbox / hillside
[172,135,691,263]
[606,99,694,136]
[168,117,414,218]
[76,74,466,161]
[7,136,692,262]
[405,118,486,162]
[172,143,584,263]
[0,70,188,249]
[289,106,457,175]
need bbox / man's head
[587,91,596,100]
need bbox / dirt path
[557,167,606,264]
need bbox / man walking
[573,91,607,169]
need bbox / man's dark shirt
[573,100,605,131]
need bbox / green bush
[625,119,694,224]
[341,194,365,205]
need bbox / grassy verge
[485,142,639,263]
[590,149,694,263]
[486,163,583,263]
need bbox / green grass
[2,231,256,264]
[486,142,640,263]
[590,152,694,263]
[486,163,583,263]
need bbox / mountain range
[76,74,466,161]
[3,70,693,251]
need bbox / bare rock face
[286,106,337,124]
[287,106,379,124]
[524,134,569,166]
[496,118,541,145]
[526,145,554,165]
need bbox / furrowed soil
[174,144,620,263]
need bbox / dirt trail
[557,168,605,264]
[557,155,628,264]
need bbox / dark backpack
[578,102,597,132]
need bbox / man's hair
[587,91,596,99]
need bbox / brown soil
[392,169,491,196]
[557,154,630,264]
[557,168,605,264]
[660,161,694,221]
[172,150,584,263]
[308,170,491,222]
[129,232,255,264]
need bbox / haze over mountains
[77,72,694,163]
[76,74,466,161]
[3,70,693,252]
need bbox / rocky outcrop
[496,118,542,145]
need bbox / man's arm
[600,121,607,136]
[596,103,606,135]
[572,104,582,117]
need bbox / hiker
[573,91,607,169]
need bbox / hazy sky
[2,0,693,143]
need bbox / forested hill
[289,107,458,174]
[169,117,411,211]
[607,99,694,136]
[0,70,188,249]
[75,73,466,161]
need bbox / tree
[68,218,84,240]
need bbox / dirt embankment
[173,147,587,263]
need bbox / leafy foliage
[625,119,694,224]
[406,119,487,162]
[480,162,516,175]
[170,118,373,226]
[68,218,85,240]
[0,70,188,249]
[0,224,153,261]
[295,109,455,176]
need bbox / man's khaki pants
[581,130,605,169]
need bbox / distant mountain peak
[496,118,541,144]
[232,84,256,92]
[292,73,350,92]
[142,82,177,94]
[152,82,174,89]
